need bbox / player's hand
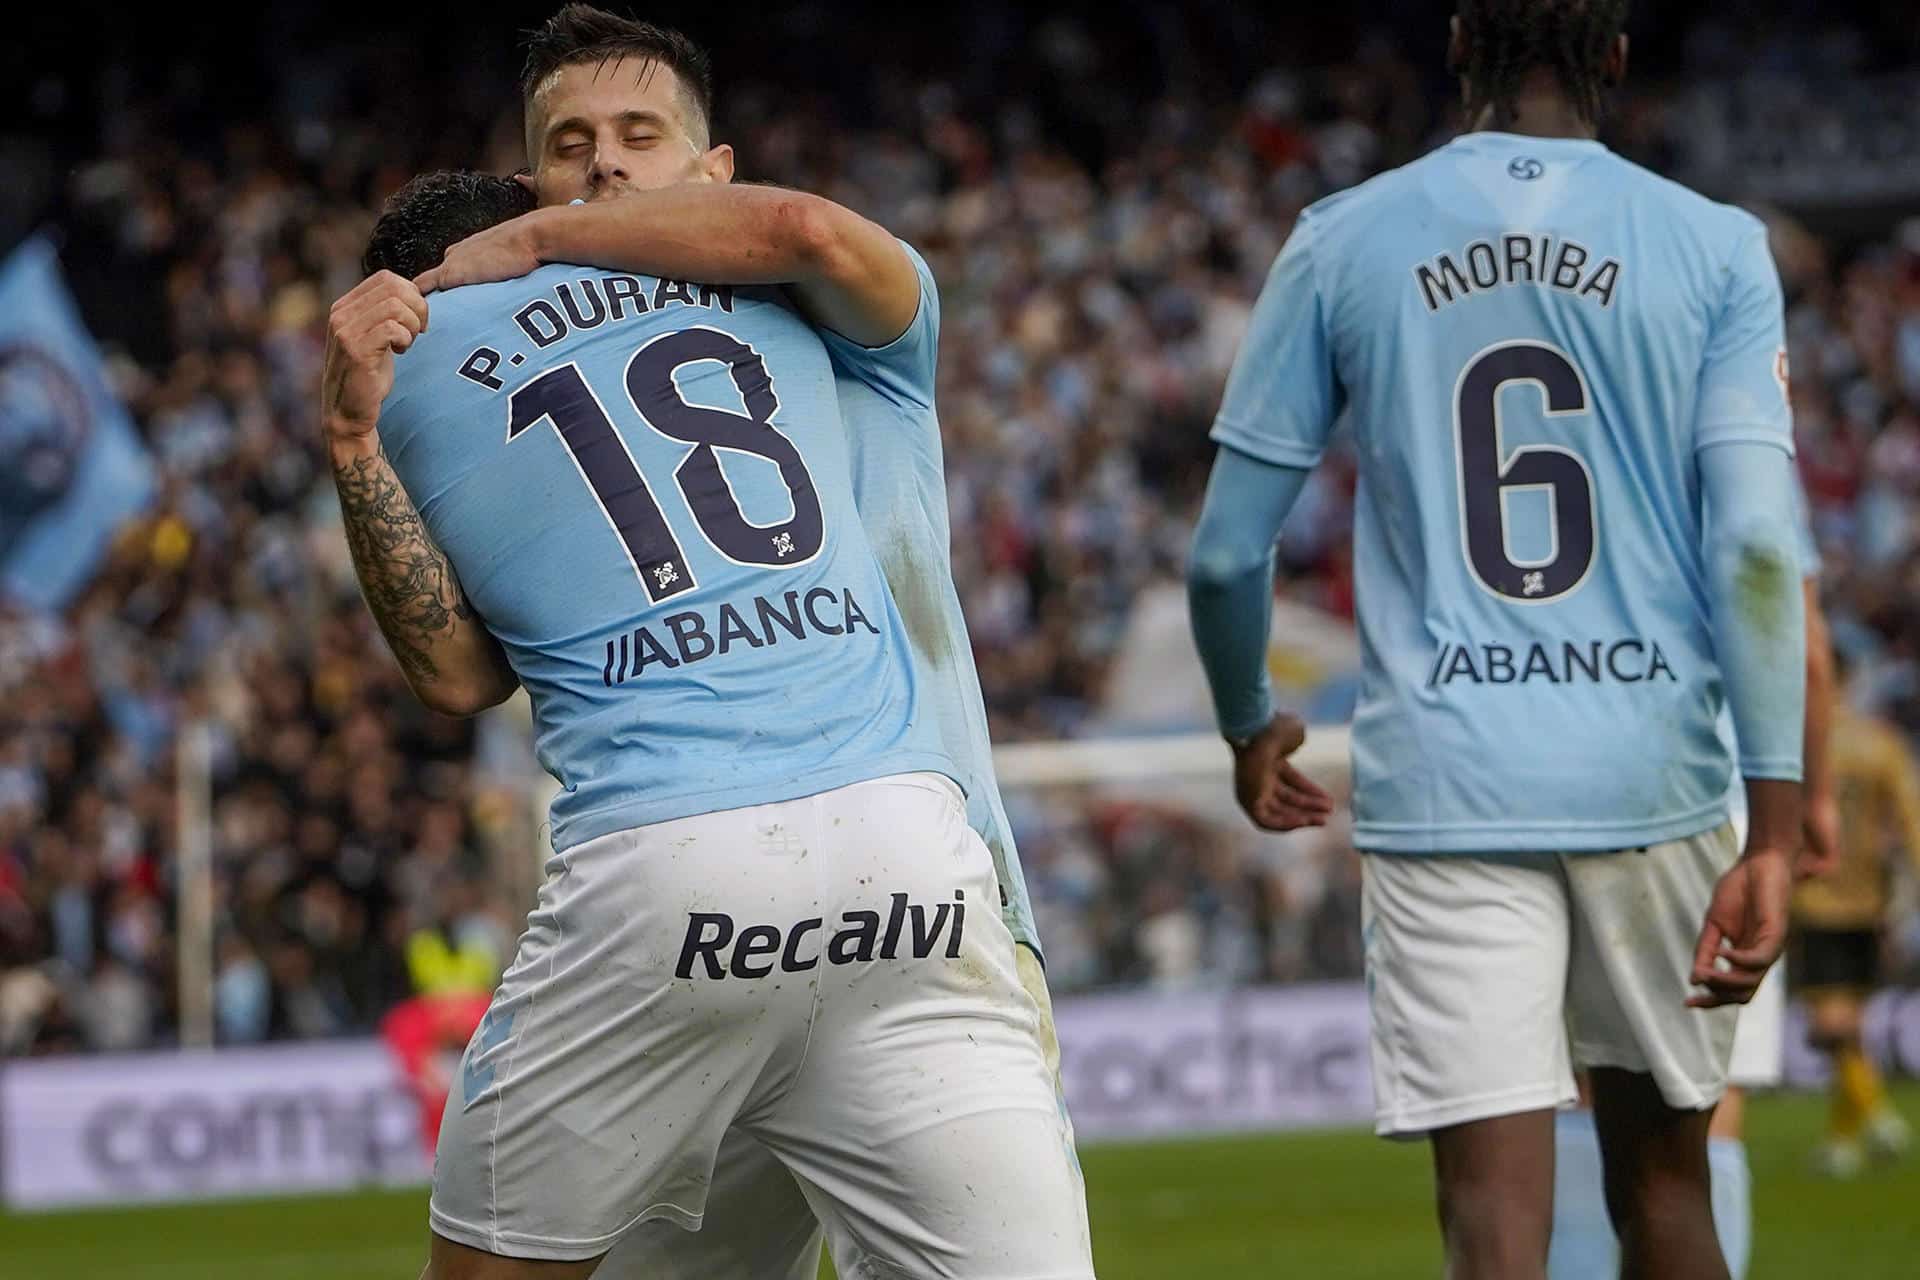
[1230,713,1334,833]
[322,271,428,439]
[415,212,547,294]
[1687,845,1792,1008]
[1796,789,1842,881]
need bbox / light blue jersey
[380,265,954,850]
[1722,477,1820,823]
[825,244,1039,952]
[1213,133,1796,854]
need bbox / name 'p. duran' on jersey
[1415,235,1622,314]
[455,274,736,390]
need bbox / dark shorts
[1793,927,1880,992]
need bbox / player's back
[379,266,952,850]
[1223,133,1792,853]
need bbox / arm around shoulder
[760,191,922,347]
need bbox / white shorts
[1727,962,1786,1088]
[431,773,1092,1276]
[1724,804,1785,1089]
[595,945,1070,1280]
[1361,824,1741,1137]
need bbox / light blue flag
[0,235,157,611]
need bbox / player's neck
[1467,82,1599,141]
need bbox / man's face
[524,58,733,207]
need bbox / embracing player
[327,10,1087,1279]
[1189,4,1803,1278]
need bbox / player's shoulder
[887,235,940,330]
[415,264,576,346]
[1289,144,1518,271]
[894,236,935,278]
[1293,154,1437,246]
[886,236,940,333]
[1599,151,1767,246]
[448,261,582,310]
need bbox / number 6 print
[1454,341,1596,603]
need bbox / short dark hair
[1456,0,1631,127]
[520,5,714,138]
[362,171,535,281]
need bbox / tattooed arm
[322,272,518,716]
[327,434,517,713]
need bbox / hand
[1796,790,1842,881]
[1231,713,1335,833]
[322,271,428,440]
[1687,846,1792,1008]
[414,211,548,294]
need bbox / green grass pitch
[5,1085,1916,1278]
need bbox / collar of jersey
[1448,130,1611,155]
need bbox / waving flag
[0,235,157,612]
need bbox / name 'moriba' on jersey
[1213,132,1798,855]
[378,266,955,852]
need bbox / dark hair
[1456,0,1631,127]
[362,171,536,280]
[520,5,714,136]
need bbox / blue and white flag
[0,235,157,612]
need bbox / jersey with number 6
[1213,132,1794,855]
[379,266,953,851]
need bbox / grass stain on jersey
[880,528,954,669]
[1734,543,1794,641]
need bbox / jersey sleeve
[1701,441,1805,781]
[1210,213,1344,469]
[375,381,457,541]
[1187,448,1312,740]
[1693,221,1793,457]
[1791,473,1820,579]
[815,239,939,410]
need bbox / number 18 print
[507,326,825,603]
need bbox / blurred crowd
[5,8,1920,1051]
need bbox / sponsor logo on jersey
[602,586,880,685]
[1425,637,1678,688]
[675,890,968,979]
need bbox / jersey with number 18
[378,267,954,852]
[1213,132,1794,855]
